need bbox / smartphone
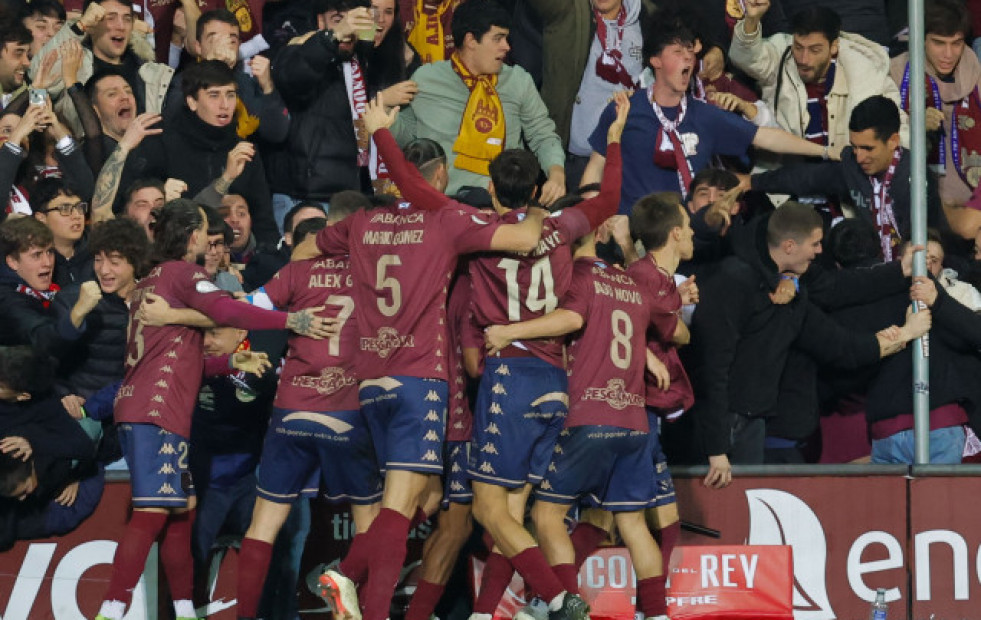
[28,88,47,107]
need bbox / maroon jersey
[562,257,666,432]
[469,208,590,367]
[264,256,359,412]
[115,260,287,437]
[626,256,694,412]
[316,201,502,381]
[446,270,474,441]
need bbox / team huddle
[90,90,691,620]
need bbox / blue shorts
[256,408,382,505]
[360,376,447,474]
[441,441,473,508]
[468,356,568,488]
[537,425,654,512]
[648,412,676,508]
[119,423,195,509]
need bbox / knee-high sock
[510,547,564,606]
[655,521,680,569]
[236,537,274,618]
[338,532,370,585]
[404,579,445,620]
[570,522,608,568]
[160,509,195,603]
[359,509,411,620]
[637,575,668,617]
[103,511,169,605]
[553,563,579,595]
[473,552,514,613]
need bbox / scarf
[343,59,370,167]
[869,147,903,261]
[16,282,59,308]
[235,97,260,139]
[7,185,30,216]
[951,86,981,189]
[900,62,946,174]
[451,52,505,175]
[649,85,694,196]
[803,58,836,145]
[407,0,455,64]
[226,0,256,35]
[594,5,635,88]
[724,0,746,36]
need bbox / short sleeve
[702,104,759,157]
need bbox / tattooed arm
[91,114,163,223]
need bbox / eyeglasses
[43,202,88,216]
[207,240,226,251]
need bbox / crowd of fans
[0,0,981,618]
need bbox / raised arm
[575,91,629,229]
[90,114,163,223]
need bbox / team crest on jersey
[583,378,645,410]
[291,367,357,396]
[360,327,415,358]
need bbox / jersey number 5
[376,255,402,317]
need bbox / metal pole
[908,0,930,464]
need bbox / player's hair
[828,218,882,268]
[925,0,971,37]
[284,201,327,235]
[292,217,328,246]
[196,8,240,41]
[84,68,134,104]
[0,217,53,258]
[548,193,585,212]
[0,346,54,396]
[630,192,685,251]
[19,0,66,24]
[790,5,841,43]
[488,149,539,210]
[767,201,823,248]
[82,0,134,12]
[643,11,695,61]
[311,0,369,19]
[181,60,236,101]
[30,178,81,214]
[0,450,33,498]
[0,19,32,48]
[150,199,205,264]
[88,218,150,278]
[849,96,900,143]
[327,191,371,223]
[200,205,226,236]
[688,168,739,198]
[451,0,511,48]
[403,139,446,183]
[120,177,165,213]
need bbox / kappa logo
[152,395,164,403]
[423,430,441,442]
[548,463,557,472]
[481,442,499,455]
[159,443,176,455]
[161,365,173,374]
[451,461,462,473]
[553,444,563,455]
[421,450,439,462]
[147,410,161,418]
[172,336,183,344]
[479,462,496,474]
[540,480,553,491]
[166,351,178,359]
[425,411,441,422]
[425,390,442,402]
[485,422,501,435]
[451,481,465,491]
[155,380,168,389]
[489,402,503,415]
[157,483,177,495]
[746,489,835,620]
[495,364,511,376]
[492,383,507,395]
[158,464,176,475]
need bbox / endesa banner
[3,474,981,619]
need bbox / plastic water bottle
[869,588,888,620]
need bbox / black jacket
[118,107,279,247]
[53,236,94,289]
[752,147,945,243]
[52,282,129,399]
[0,266,73,356]
[271,32,370,200]
[687,215,882,457]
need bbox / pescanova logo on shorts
[746,489,835,620]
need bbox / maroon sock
[637,575,668,617]
[571,523,608,568]
[656,521,680,569]
[339,532,370,586]
[160,509,195,601]
[104,510,168,603]
[404,579,445,620]
[360,508,411,620]
[553,563,579,595]
[510,547,563,605]
[236,537,274,618]
[481,530,496,553]
[473,552,514,613]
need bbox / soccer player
[313,96,549,620]
[234,201,380,620]
[94,200,331,620]
[464,92,629,619]
[483,198,697,620]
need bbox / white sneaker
[317,569,361,620]
[645,615,671,620]
[468,614,493,620]
[515,598,549,620]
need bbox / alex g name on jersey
[308,273,353,289]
